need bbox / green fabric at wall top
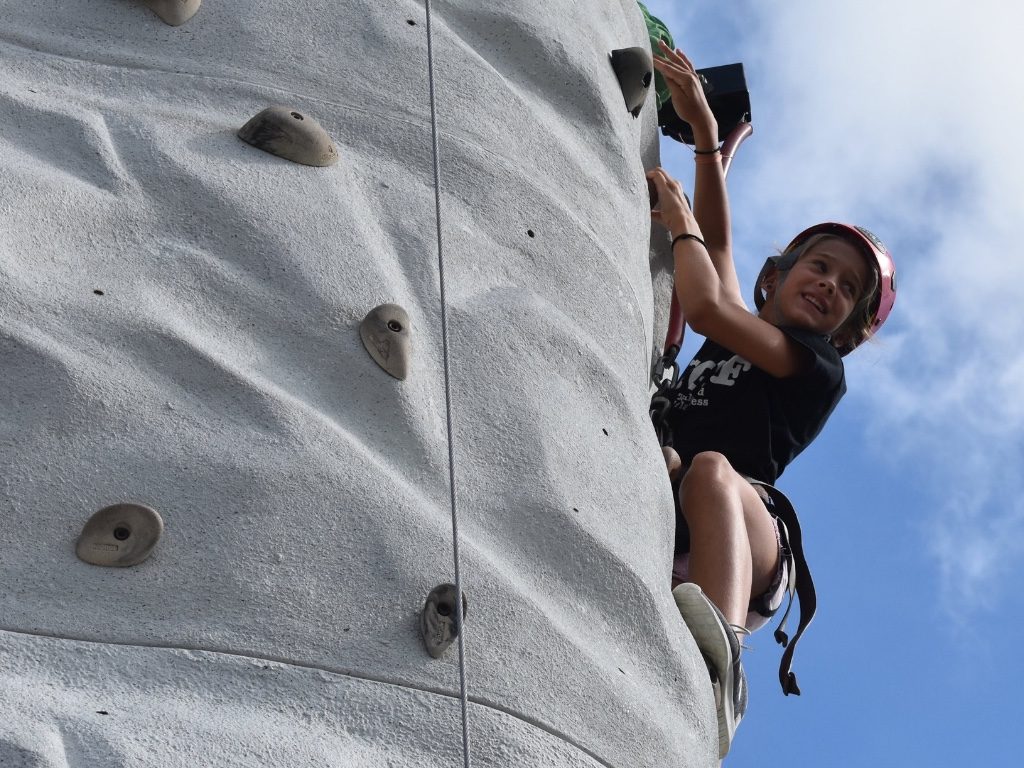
[637,2,674,110]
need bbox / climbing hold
[609,47,653,118]
[359,303,411,380]
[142,0,202,26]
[237,107,339,167]
[421,583,468,659]
[75,503,164,567]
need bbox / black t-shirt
[666,326,846,485]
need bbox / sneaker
[673,583,748,758]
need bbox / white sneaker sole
[673,583,738,759]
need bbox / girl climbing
[647,40,896,759]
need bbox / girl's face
[762,237,870,337]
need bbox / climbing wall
[0,0,713,765]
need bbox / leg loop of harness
[749,481,817,697]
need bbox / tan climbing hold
[360,304,411,380]
[143,0,202,26]
[76,503,164,567]
[421,584,468,659]
[237,107,339,167]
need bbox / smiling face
[759,236,872,338]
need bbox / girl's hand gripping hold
[647,167,700,240]
[653,40,718,147]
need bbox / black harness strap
[749,481,817,696]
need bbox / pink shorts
[671,509,790,633]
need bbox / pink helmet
[755,222,897,355]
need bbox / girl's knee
[679,451,745,525]
[681,451,735,490]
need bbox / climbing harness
[424,2,473,765]
[748,482,816,696]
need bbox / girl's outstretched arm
[653,41,744,309]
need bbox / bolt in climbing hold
[142,0,202,26]
[360,304,411,380]
[237,106,339,167]
[610,47,653,118]
[421,583,468,659]
[75,503,164,567]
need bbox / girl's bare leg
[679,451,780,629]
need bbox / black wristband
[693,146,721,155]
[671,233,707,250]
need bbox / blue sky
[640,1,1024,764]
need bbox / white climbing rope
[424,2,473,766]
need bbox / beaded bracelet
[693,146,721,155]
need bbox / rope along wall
[424,2,473,766]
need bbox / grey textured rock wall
[0,0,709,764]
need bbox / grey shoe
[673,583,747,759]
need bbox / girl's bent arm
[649,167,810,379]
[675,240,809,378]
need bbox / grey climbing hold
[237,106,339,167]
[421,583,468,659]
[75,503,164,567]
[610,47,653,118]
[143,0,202,26]
[360,303,411,380]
